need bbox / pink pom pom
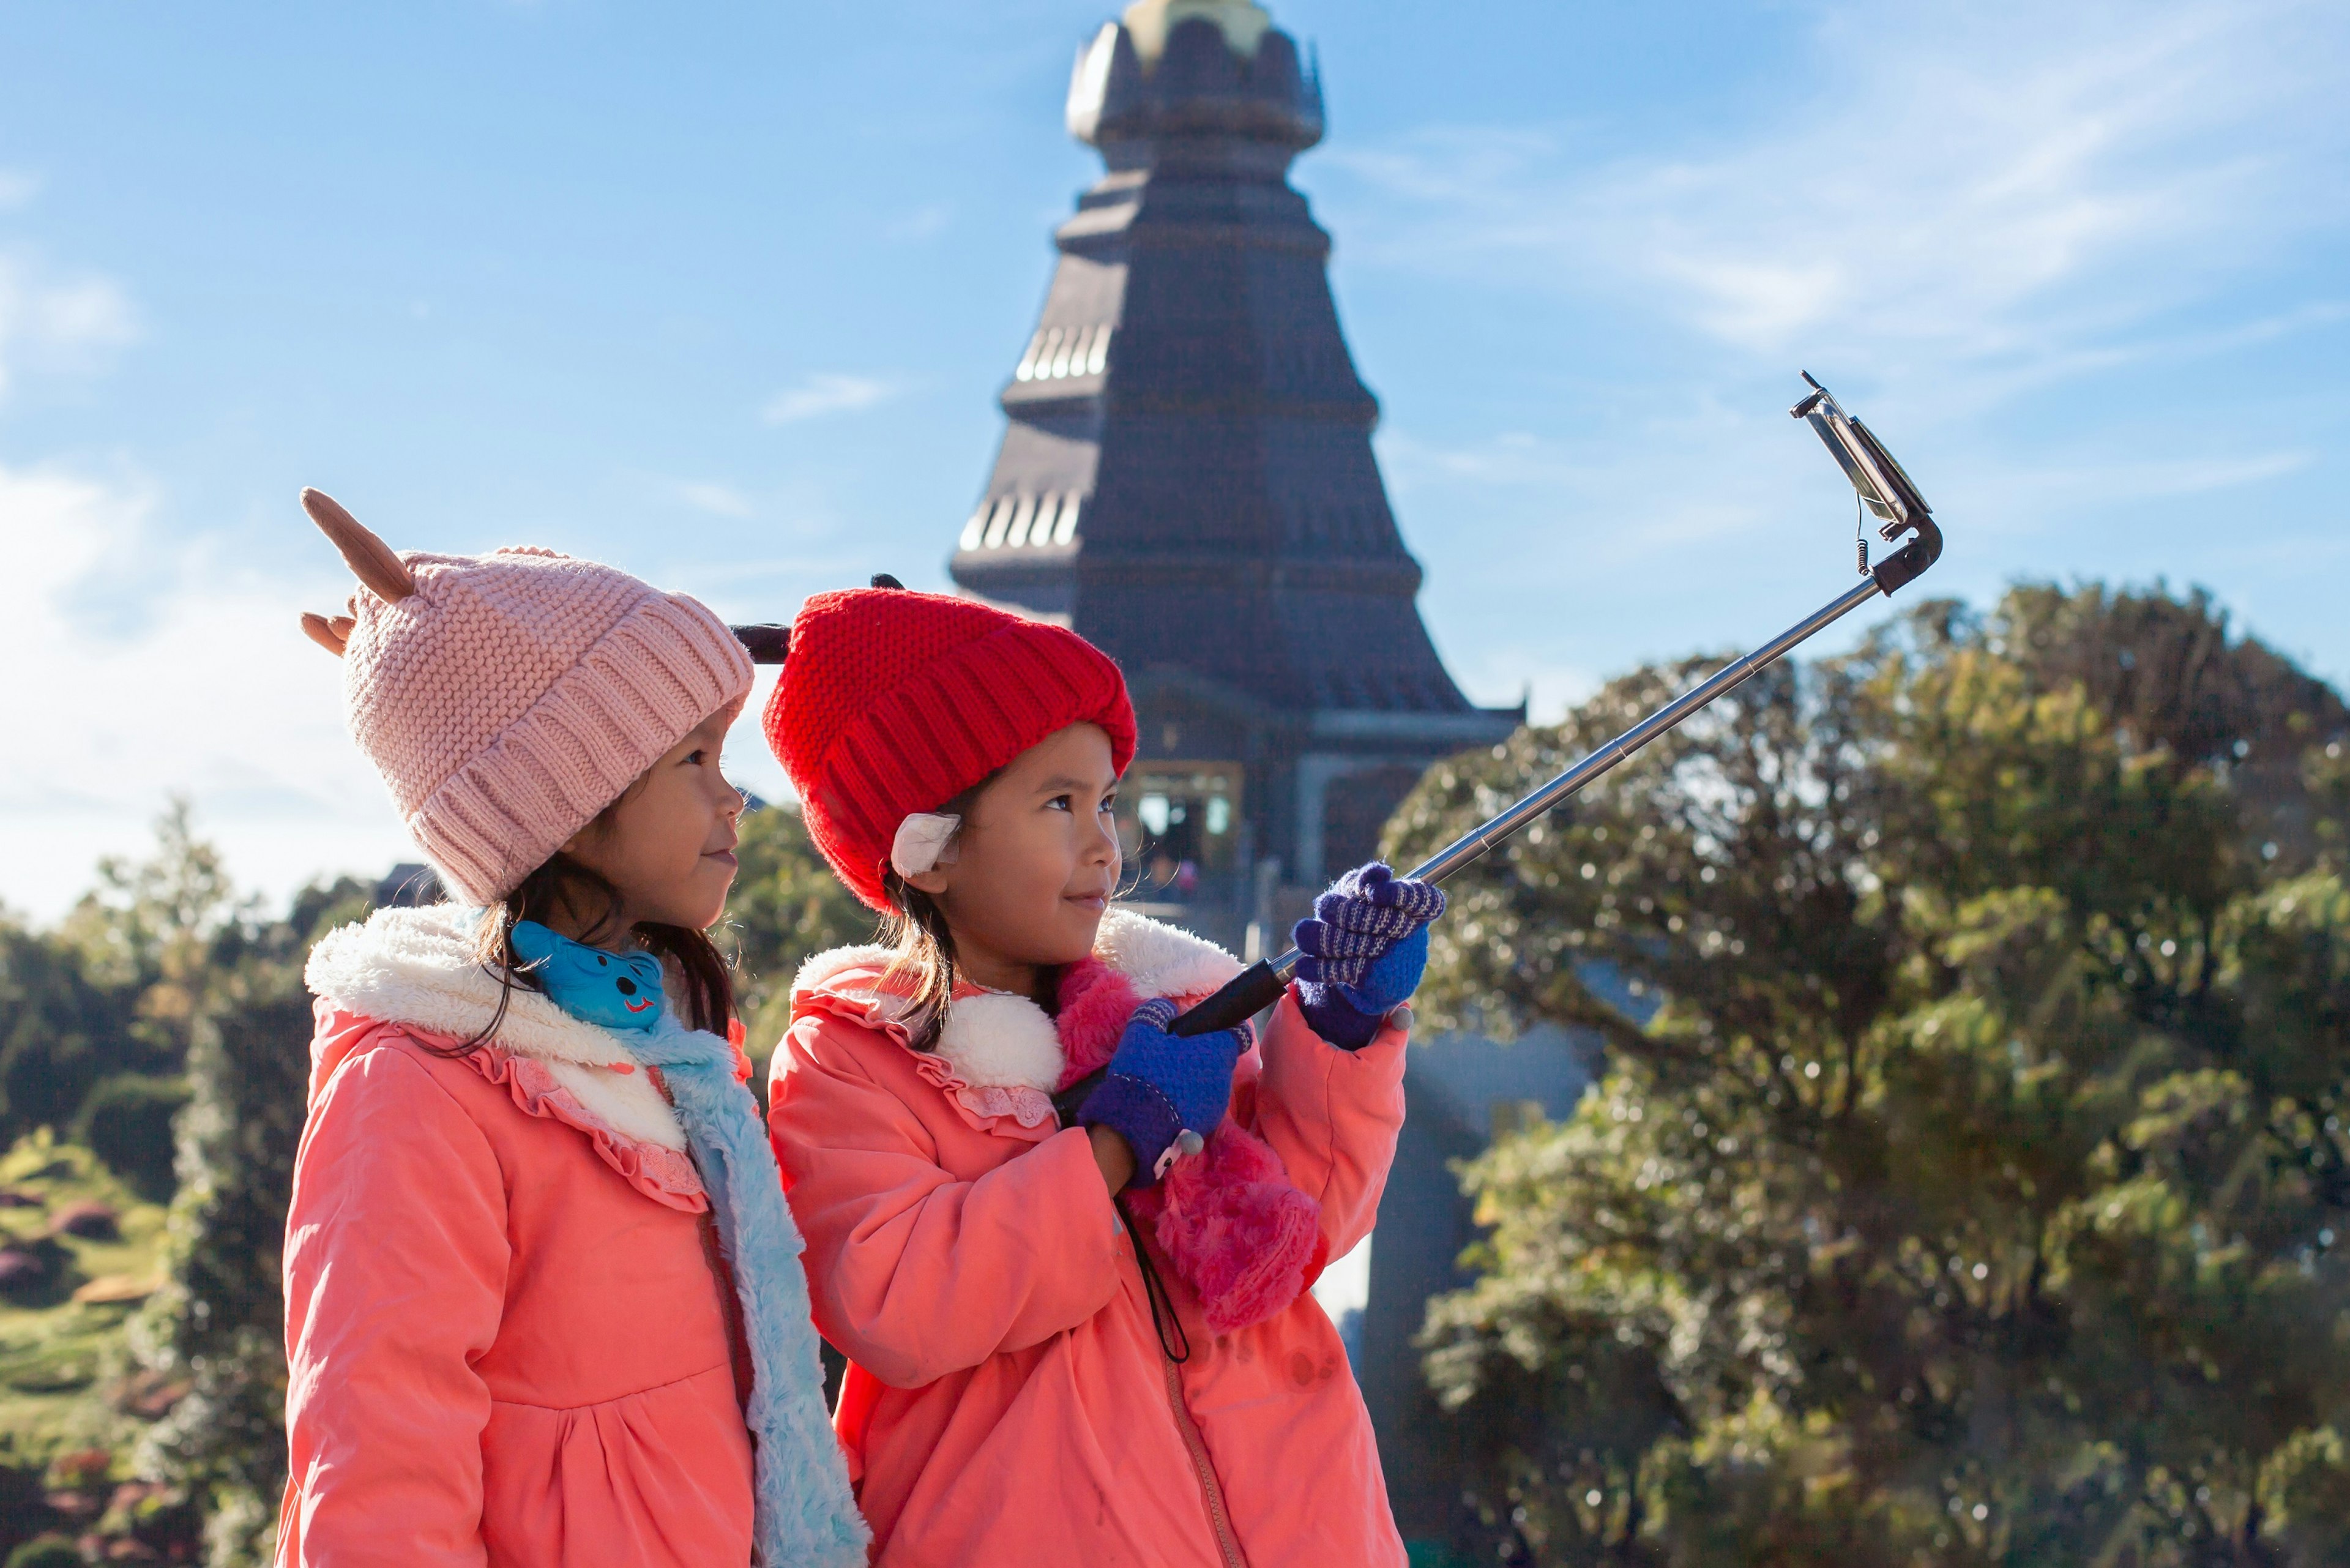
[1144,1123,1321,1335]
[1054,959,1141,1091]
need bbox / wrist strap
[1116,1195,1190,1365]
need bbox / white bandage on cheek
[890,813,963,880]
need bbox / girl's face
[908,722,1122,989]
[564,709,744,936]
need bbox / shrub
[0,1239,69,1304]
[47,1204,118,1243]
[72,1077,190,1205]
[1399,584,2350,1565]
[4,1534,81,1568]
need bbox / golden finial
[1122,0,1274,65]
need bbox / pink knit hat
[296,490,754,905]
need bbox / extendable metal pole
[1164,573,1890,1037]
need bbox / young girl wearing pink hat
[762,583,1444,1566]
[278,493,866,1568]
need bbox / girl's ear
[903,862,955,899]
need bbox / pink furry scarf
[1053,957,1327,1334]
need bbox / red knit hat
[764,588,1137,910]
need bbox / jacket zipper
[1162,1340,1247,1568]
[1084,1116,1249,1568]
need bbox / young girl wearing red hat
[763,583,1444,1566]
[277,493,867,1567]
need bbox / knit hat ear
[299,611,358,657]
[297,489,415,656]
[304,489,416,602]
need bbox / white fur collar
[791,906,1243,1097]
[306,903,689,1151]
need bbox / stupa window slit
[1013,324,1116,383]
[958,493,1088,553]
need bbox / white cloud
[1330,0,2349,395]
[886,204,953,242]
[761,372,900,425]
[1381,394,1818,566]
[0,171,37,211]
[0,252,138,397]
[0,461,843,922]
[1329,0,2349,684]
[0,462,413,922]
[671,479,756,518]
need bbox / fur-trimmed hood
[790,905,1243,1098]
[306,902,688,1151]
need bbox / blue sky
[2,0,2345,919]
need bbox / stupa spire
[1066,0,1322,161]
[952,3,1518,913]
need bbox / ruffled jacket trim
[455,1039,708,1211]
[307,903,712,1211]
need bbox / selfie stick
[1157,373,1944,1039]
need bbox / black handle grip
[1166,960,1289,1037]
[731,624,791,665]
[1051,959,1291,1125]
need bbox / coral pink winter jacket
[769,909,1411,1567]
[277,905,759,1567]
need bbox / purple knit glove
[1078,999,1247,1187]
[1293,862,1447,1050]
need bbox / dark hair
[438,802,736,1056]
[879,870,958,1053]
[877,774,997,1052]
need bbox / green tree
[1,800,246,1187]
[58,798,248,1056]
[129,874,368,1567]
[71,1074,193,1203]
[0,919,137,1148]
[1393,584,2350,1566]
[722,802,876,1071]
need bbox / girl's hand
[1087,1125,1138,1194]
[1077,999,1245,1188]
[1292,862,1447,1050]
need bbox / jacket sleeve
[1236,989,1408,1260]
[281,1043,507,1568]
[767,1014,1127,1390]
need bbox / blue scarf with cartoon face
[510,922,869,1567]
[510,924,668,1031]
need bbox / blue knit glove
[1292,862,1447,1050]
[1078,998,1245,1188]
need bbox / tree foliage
[0,805,368,1566]
[0,925,137,1153]
[722,802,877,1068]
[1391,584,2350,1566]
[71,1075,192,1204]
[129,875,368,1567]
[1,800,244,1162]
